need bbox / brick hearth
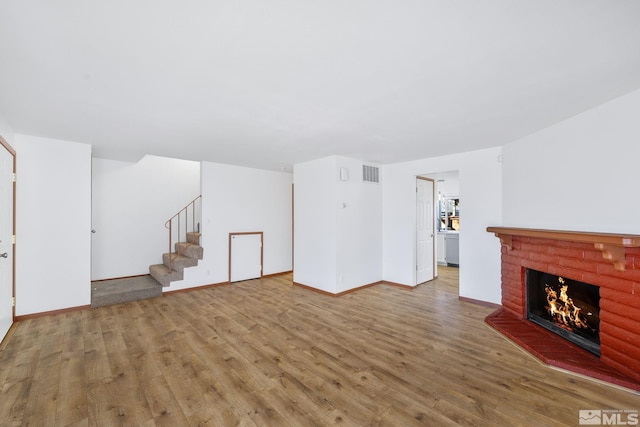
[486,227,640,390]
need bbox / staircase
[149,195,203,287]
[149,231,204,286]
[92,230,203,307]
[91,196,204,308]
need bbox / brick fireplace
[486,227,640,391]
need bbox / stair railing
[165,195,201,272]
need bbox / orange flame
[544,282,590,330]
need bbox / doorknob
[0,253,7,258]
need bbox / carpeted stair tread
[175,242,204,260]
[91,275,162,308]
[150,263,183,287]
[186,232,201,245]
[162,253,198,272]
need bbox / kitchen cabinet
[445,233,459,266]
[437,232,459,266]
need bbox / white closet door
[0,143,14,340]
[416,178,434,284]
[230,233,262,282]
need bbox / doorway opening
[417,170,460,283]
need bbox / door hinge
[12,235,16,244]
[12,297,16,307]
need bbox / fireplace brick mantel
[486,226,640,388]
[487,227,640,271]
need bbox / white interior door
[230,233,262,282]
[0,141,15,340]
[416,178,434,284]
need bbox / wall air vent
[362,164,380,184]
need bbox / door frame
[416,176,435,285]
[228,231,263,283]
[0,135,16,327]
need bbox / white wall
[0,114,14,146]
[15,134,92,315]
[293,157,337,293]
[383,147,503,304]
[434,171,459,198]
[335,157,383,292]
[503,88,640,234]
[91,156,200,280]
[170,162,293,291]
[294,156,383,294]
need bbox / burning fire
[544,277,590,330]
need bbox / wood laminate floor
[1,268,638,426]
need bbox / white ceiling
[1,1,640,171]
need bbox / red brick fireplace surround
[485,227,640,392]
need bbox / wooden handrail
[165,195,201,272]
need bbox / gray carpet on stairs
[91,275,163,308]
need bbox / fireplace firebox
[526,268,600,356]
